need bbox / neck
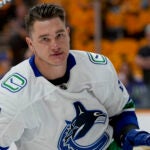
[43,65,67,80]
[35,59,67,80]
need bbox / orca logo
[58,101,109,150]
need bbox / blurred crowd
[0,0,149,108]
[0,0,36,79]
[101,0,150,108]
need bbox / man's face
[26,17,70,67]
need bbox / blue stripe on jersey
[29,55,41,77]
[110,111,139,132]
[66,53,76,73]
[0,146,9,150]
[109,111,139,145]
[29,53,76,77]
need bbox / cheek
[34,46,48,57]
[63,38,70,48]
[67,37,71,48]
[32,43,42,54]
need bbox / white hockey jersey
[0,50,129,150]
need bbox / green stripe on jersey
[123,99,135,109]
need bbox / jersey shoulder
[70,50,111,67]
[70,50,118,82]
[0,59,31,93]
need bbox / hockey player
[0,3,150,150]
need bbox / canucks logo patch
[87,52,107,64]
[58,102,109,150]
[1,73,27,92]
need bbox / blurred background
[0,1,150,149]
[0,0,150,109]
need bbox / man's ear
[66,26,70,42]
[66,26,70,34]
[26,37,34,52]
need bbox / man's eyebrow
[56,29,65,33]
[38,29,65,39]
[38,34,50,39]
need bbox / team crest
[58,101,109,150]
[1,73,27,92]
[87,52,107,65]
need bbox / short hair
[25,3,66,35]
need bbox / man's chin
[49,61,66,67]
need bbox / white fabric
[0,50,129,150]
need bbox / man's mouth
[50,52,64,58]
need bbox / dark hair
[25,3,66,35]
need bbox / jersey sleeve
[0,74,25,147]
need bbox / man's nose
[50,39,59,49]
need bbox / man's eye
[42,37,49,42]
[56,33,65,39]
